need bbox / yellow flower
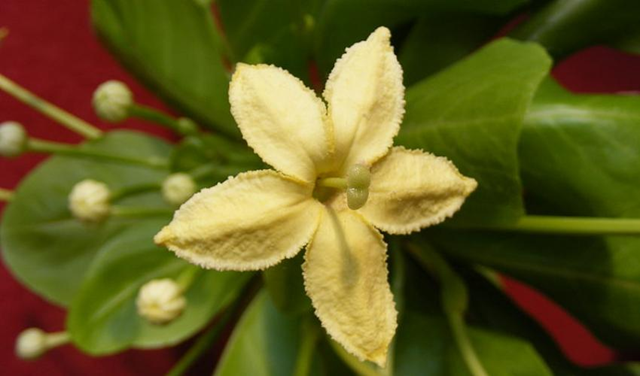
[155,27,476,366]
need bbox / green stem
[27,138,168,169]
[470,215,640,236]
[329,340,381,376]
[317,177,347,190]
[293,320,321,376]
[448,315,489,376]
[175,267,201,293]
[111,206,173,218]
[110,183,161,202]
[165,275,261,376]
[44,332,70,349]
[165,305,236,376]
[129,105,198,136]
[406,243,488,376]
[473,266,503,289]
[0,74,102,139]
[0,188,14,202]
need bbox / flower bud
[162,173,197,206]
[15,328,47,360]
[177,117,199,135]
[69,179,111,222]
[15,328,69,360]
[0,121,28,157]
[93,80,133,122]
[136,278,186,325]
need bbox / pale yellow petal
[303,208,397,367]
[155,170,322,271]
[323,27,404,172]
[360,147,477,235]
[229,64,333,182]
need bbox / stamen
[316,164,372,210]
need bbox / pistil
[315,164,372,210]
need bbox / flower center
[314,164,371,210]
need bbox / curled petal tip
[154,226,173,245]
[371,26,391,41]
[465,177,479,195]
[371,352,388,368]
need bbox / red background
[1,1,640,375]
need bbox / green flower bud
[136,278,187,325]
[15,328,47,360]
[0,121,28,157]
[15,328,69,360]
[93,80,133,122]
[162,173,197,206]
[68,179,111,222]
[177,118,199,135]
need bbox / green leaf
[67,219,251,354]
[215,291,320,376]
[511,0,640,58]
[615,31,640,55]
[521,78,640,218]
[170,134,262,174]
[431,229,640,352]
[394,311,552,376]
[399,13,506,85]
[91,0,238,137]
[473,78,640,349]
[399,248,631,375]
[1,131,171,306]
[463,268,638,376]
[397,38,552,225]
[263,252,313,316]
[217,0,320,83]
[314,0,528,76]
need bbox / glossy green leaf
[91,0,238,137]
[394,311,552,376]
[399,13,506,85]
[516,79,640,347]
[263,252,312,316]
[398,248,634,375]
[615,32,640,55]
[1,131,171,306]
[314,0,528,76]
[431,230,640,352]
[217,0,319,83]
[521,78,640,218]
[429,81,640,347]
[170,137,216,173]
[397,38,552,225]
[170,134,262,174]
[215,291,321,376]
[463,268,639,376]
[67,219,251,354]
[511,0,640,58]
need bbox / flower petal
[303,208,397,367]
[360,147,477,234]
[155,170,322,271]
[323,27,404,172]
[229,64,333,182]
